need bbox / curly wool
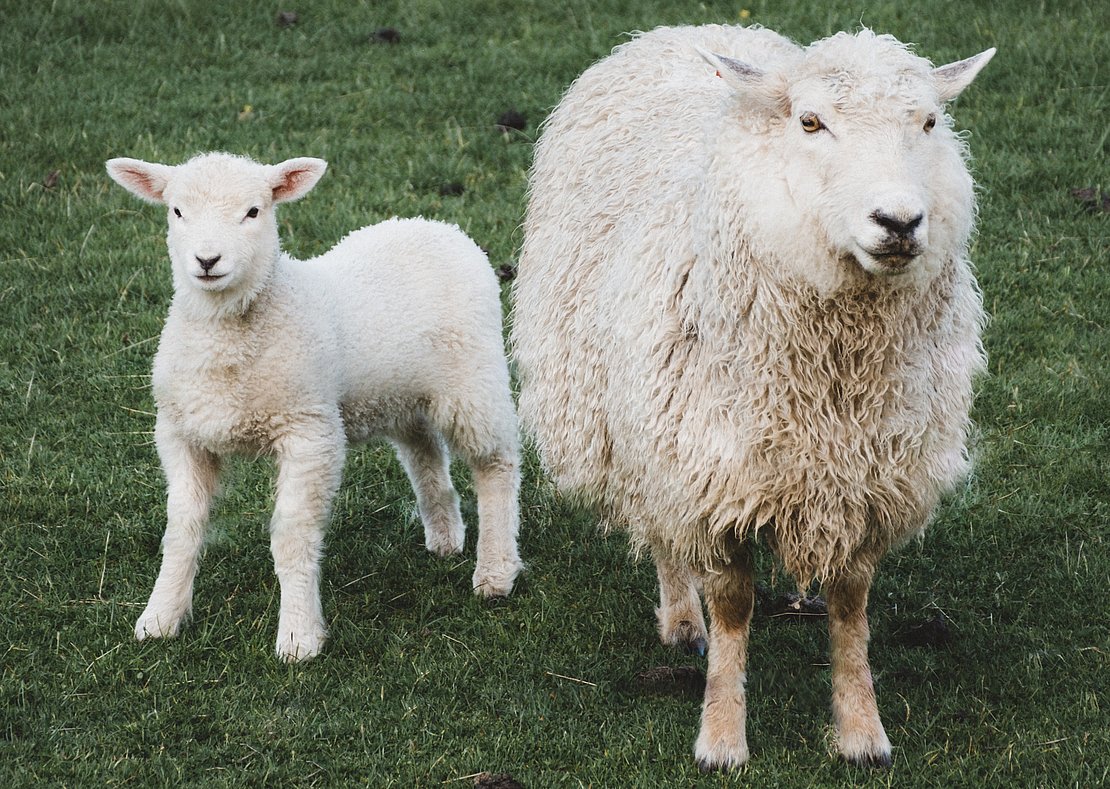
[512,25,987,585]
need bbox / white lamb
[107,151,523,662]
[512,25,993,769]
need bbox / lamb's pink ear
[106,158,173,204]
[933,48,996,102]
[270,158,328,204]
[695,47,783,110]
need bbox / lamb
[511,25,994,769]
[107,151,523,662]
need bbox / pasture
[1,0,1106,785]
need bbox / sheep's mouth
[196,273,227,282]
[868,252,917,273]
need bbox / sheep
[511,25,994,770]
[107,151,523,662]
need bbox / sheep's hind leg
[392,419,465,557]
[653,550,708,656]
[467,449,522,598]
[270,431,344,662]
[827,569,892,767]
[135,425,220,641]
[694,546,755,771]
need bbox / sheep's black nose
[196,254,221,272]
[871,210,923,239]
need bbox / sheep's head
[701,31,994,285]
[106,152,327,309]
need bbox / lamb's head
[106,152,326,310]
[703,30,993,285]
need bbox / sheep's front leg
[827,570,892,767]
[135,422,220,641]
[653,549,708,656]
[694,547,755,771]
[271,431,345,662]
[469,450,522,598]
[391,421,465,557]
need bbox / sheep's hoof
[696,757,744,774]
[841,750,893,769]
[838,727,893,769]
[661,618,708,657]
[693,740,749,773]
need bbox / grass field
[1,0,1106,785]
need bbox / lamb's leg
[694,547,755,771]
[270,431,344,662]
[653,549,708,656]
[392,420,465,557]
[135,424,220,641]
[468,450,522,598]
[827,570,892,767]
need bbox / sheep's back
[514,26,796,500]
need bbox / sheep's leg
[653,550,708,656]
[694,547,755,771]
[270,431,344,662]
[392,420,465,557]
[827,570,892,767]
[468,450,523,598]
[135,425,220,641]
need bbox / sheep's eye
[173,207,182,218]
[800,112,824,133]
[923,114,937,132]
[245,207,260,219]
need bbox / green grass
[1,0,1106,785]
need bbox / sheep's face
[107,153,327,308]
[706,32,993,285]
[783,75,950,278]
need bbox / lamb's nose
[196,254,221,272]
[871,210,924,239]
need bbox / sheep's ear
[270,158,328,204]
[933,48,996,102]
[106,158,173,204]
[695,47,781,108]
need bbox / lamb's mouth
[196,273,227,282]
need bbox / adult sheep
[512,25,993,769]
[107,152,522,662]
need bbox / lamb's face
[106,152,327,312]
[161,158,280,297]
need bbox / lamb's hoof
[472,560,523,599]
[134,609,184,641]
[275,626,327,663]
[424,528,465,557]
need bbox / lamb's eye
[173,207,182,218]
[923,114,937,132]
[245,207,259,219]
[800,112,824,133]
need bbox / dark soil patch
[633,665,706,697]
[474,772,524,789]
[495,109,527,132]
